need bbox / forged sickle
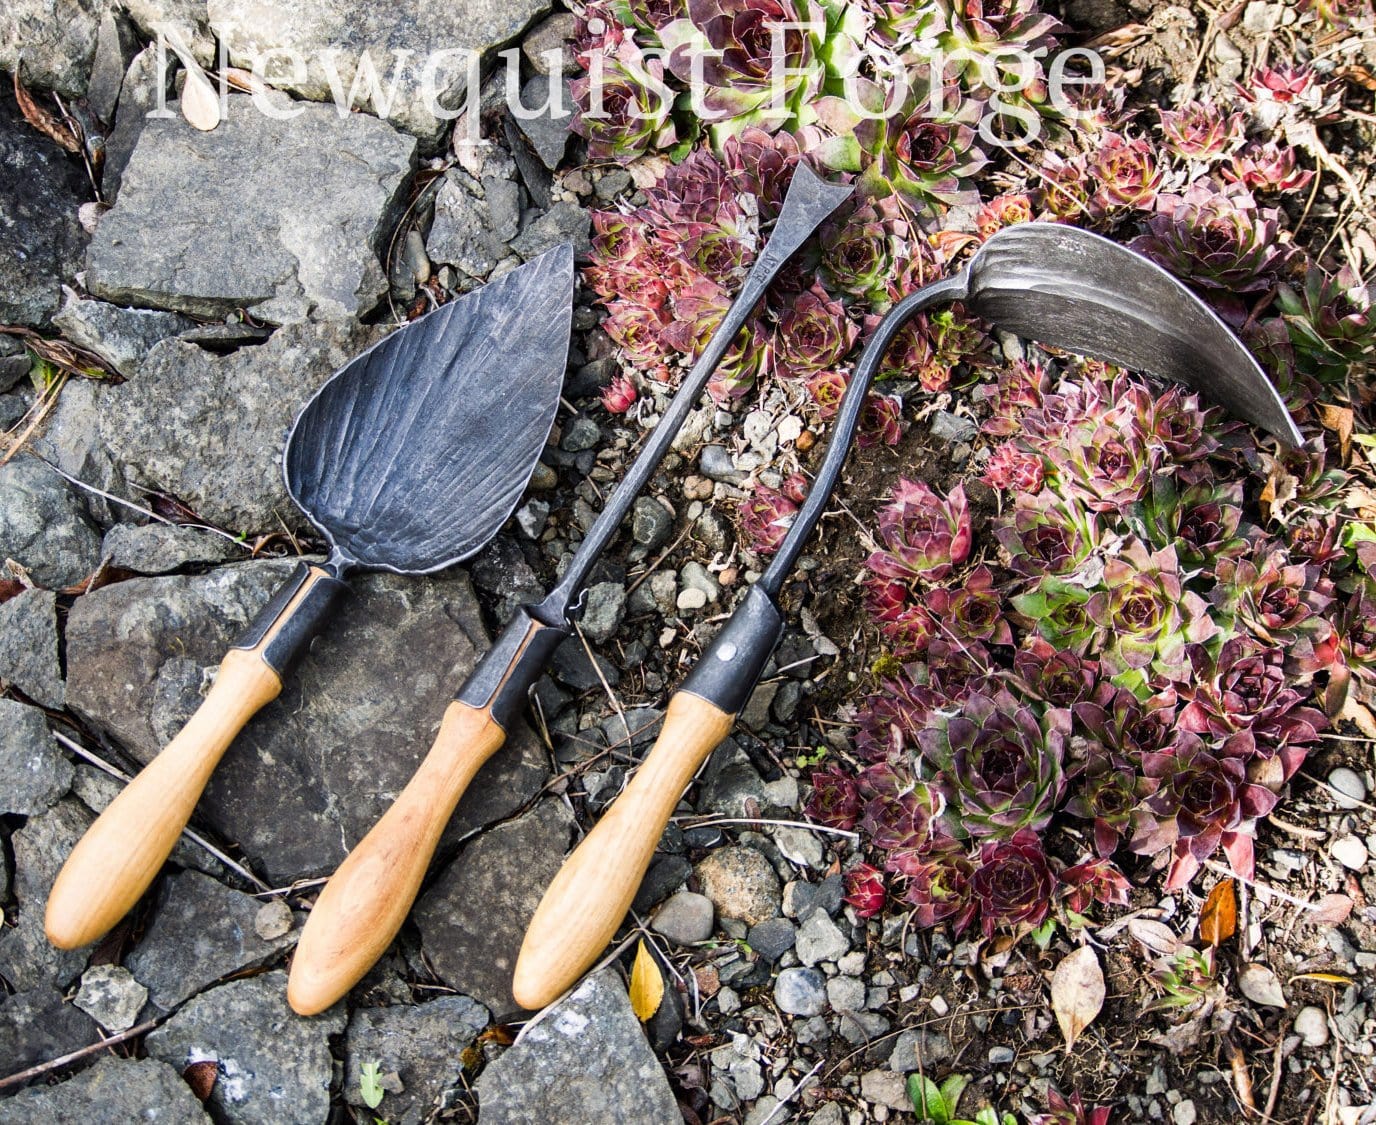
[512,221,1303,1010]
[285,164,853,1016]
[45,247,576,952]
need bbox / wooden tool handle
[286,701,507,1015]
[45,647,282,949]
[513,691,735,1010]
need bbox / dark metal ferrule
[231,561,350,678]
[455,607,571,731]
[680,585,786,715]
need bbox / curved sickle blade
[284,245,575,573]
[966,223,1303,446]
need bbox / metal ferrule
[455,607,571,730]
[680,585,786,716]
[231,562,350,678]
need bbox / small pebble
[1328,767,1367,810]
[651,890,715,945]
[1295,1005,1331,1047]
[988,1046,1015,1065]
[254,899,293,940]
[774,967,828,1016]
[677,587,708,611]
[1331,834,1369,871]
[1173,1099,1197,1125]
[827,976,866,1012]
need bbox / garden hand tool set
[48,165,1302,1020]
[45,247,574,950]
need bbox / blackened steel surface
[531,165,852,630]
[762,222,1303,599]
[760,277,967,599]
[680,584,786,714]
[965,223,1302,446]
[284,244,576,576]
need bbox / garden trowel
[512,222,1303,1010]
[45,245,576,950]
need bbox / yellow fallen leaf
[630,939,664,1022]
[1288,972,1354,986]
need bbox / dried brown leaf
[1307,894,1355,926]
[1127,918,1181,957]
[1237,962,1286,1008]
[630,939,664,1022]
[1050,945,1105,1052]
[12,72,81,153]
[1199,879,1237,947]
[182,1060,217,1102]
[1338,64,1376,91]
[1317,403,1354,462]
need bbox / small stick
[1226,1035,1256,1112]
[52,730,270,892]
[671,815,859,841]
[0,1018,162,1090]
[1263,1031,1285,1121]
[756,1058,825,1125]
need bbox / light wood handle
[45,647,282,949]
[512,691,734,1010]
[286,700,507,1015]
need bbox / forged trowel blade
[284,245,576,573]
[966,223,1303,446]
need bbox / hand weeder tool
[286,165,852,1016]
[512,221,1303,1009]
[45,247,575,951]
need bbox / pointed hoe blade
[285,245,575,573]
[965,223,1303,446]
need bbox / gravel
[1330,835,1369,870]
[651,891,715,945]
[774,967,828,1016]
[796,911,850,967]
[1327,767,1368,809]
[695,846,781,926]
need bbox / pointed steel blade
[284,244,575,574]
[965,223,1302,446]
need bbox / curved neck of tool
[535,243,788,627]
[758,272,971,600]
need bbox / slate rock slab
[414,798,574,1015]
[0,0,107,99]
[0,987,98,1078]
[74,963,149,1031]
[206,0,552,148]
[64,561,547,882]
[475,968,680,1124]
[0,698,73,814]
[0,454,102,588]
[101,522,241,574]
[124,869,296,1013]
[0,589,65,708]
[29,378,122,525]
[52,291,193,377]
[87,94,415,323]
[145,971,344,1125]
[0,91,90,326]
[0,797,96,991]
[0,1056,211,1124]
[427,168,522,281]
[344,996,490,1123]
[98,318,373,533]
